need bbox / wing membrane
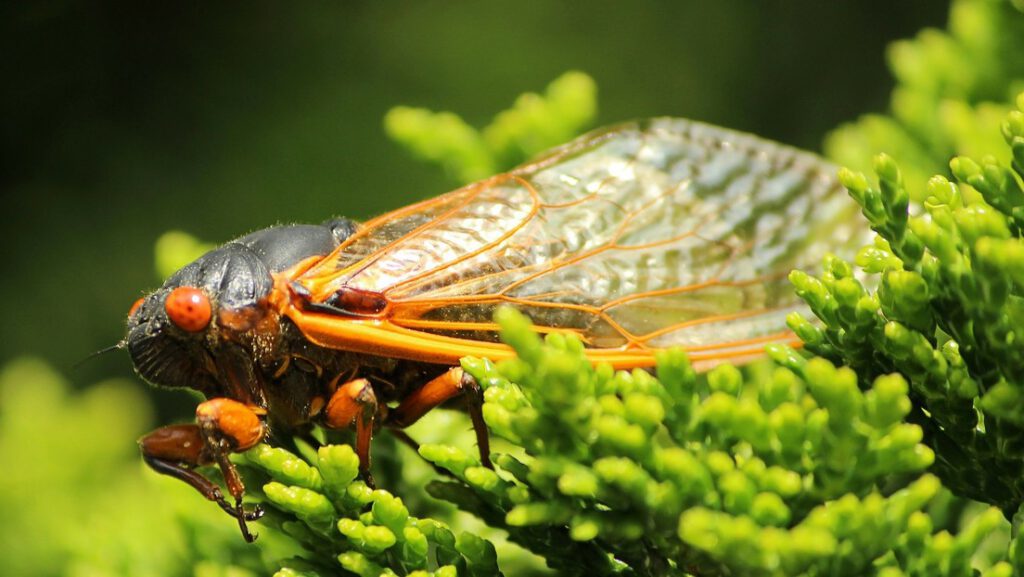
[295,118,867,356]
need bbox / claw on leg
[139,398,267,542]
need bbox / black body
[125,218,444,430]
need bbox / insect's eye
[165,287,212,332]
[127,297,145,318]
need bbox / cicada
[125,118,866,540]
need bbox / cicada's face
[126,243,275,395]
[126,221,357,397]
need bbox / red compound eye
[164,287,212,332]
[127,297,145,318]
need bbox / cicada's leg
[196,398,267,541]
[387,367,492,469]
[323,378,379,488]
[139,398,266,542]
[139,424,232,508]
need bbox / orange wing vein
[286,118,869,368]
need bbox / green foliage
[383,71,597,184]
[237,444,500,577]
[825,0,1024,201]
[155,231,217,281]
[791,94,1024,518]
[226,305,1023,576]
[0,358,289,577]
[431,311,1012,576]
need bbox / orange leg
[388,367,492,469]
[139,398,266,542]
[323,378,379,487]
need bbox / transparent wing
[296,118,867,355]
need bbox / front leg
[139,398,266,542]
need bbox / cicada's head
[125,221,356,397]
[126,242,276,396]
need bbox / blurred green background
[3,1,948,397]
[0,2,962,574]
